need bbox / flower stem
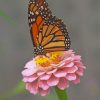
[55,87,68,100]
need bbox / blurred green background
[0,0,100,100]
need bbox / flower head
[22,50,86,96]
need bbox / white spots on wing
[30,11,32,14]
[35,11,39,15]
[44,14,46,17]
[41,6,43,9]
[40,12,43,15]
[66,39,68,41]
[29,18,35,24]
[45,8,47,10]
[33,18,35,21]
[31,12,34,15]
[67,44,70,47]
[30,18,35,22]
[44,17,46,20]
[31,19,33,22]
[67,38,70,41]
[30,11,34,15]
[30,1,32,3]
[30,1,35,4]
[36,4,38,6]
[64,36,71,49]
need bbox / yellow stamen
[50,52,61,60]
[35,51,62,69]
[35,56,49,65]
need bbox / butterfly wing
[28,0,71,56]
[34,16,71,56]
[28,0,52,45]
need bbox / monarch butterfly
[28,0,71,57]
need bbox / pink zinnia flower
[22,50,86,96]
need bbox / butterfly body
[28,0,71,57]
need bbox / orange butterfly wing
[36,16,71,55]
[28,0,51,45]
[28,0,71,56]
[31,16,44,44]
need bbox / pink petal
[81,66,86,69]
[47,75,59,86]
[67,50,74,53]
[63,50,74,58]
[65,62,74,68]
[39,80,49,90]
[37,71,45,76]
[64,66,78,73]
[75,61,86,69]
[39,88,50,96]
[26,82,38,95]
[63,57,73,63]
[74,55,81,61]
[78,65,86,69]
[30,80,38,94]
[26,83,31,90]
[66,73,76,81]
[40,74,51,80]
[46,68,57,74]
[23,74,38,82]
[74,61,83,66]
[25,60,36,69]
[30,88,38,95]
[60,57,72,67]
[57,62,66,68]
[23,77,28,82]
[53,69,67,78]
[73,78,80,84]
[57,78,69,90]
[22,69,37,76]
[76,68,84,76]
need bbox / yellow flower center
[35,57,49,65]
[50,52,62,64]
[50,52,61,60]
[35,51,62,69]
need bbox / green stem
[55,87,68,100]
